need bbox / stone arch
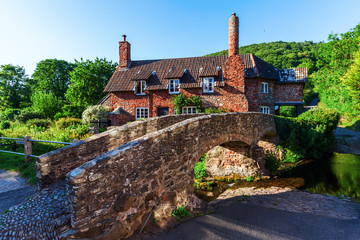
[66,112,276,239]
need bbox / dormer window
[169,79,180,94]
[261,82,269,93]
[134,80,146,95]
[203,77,214,93]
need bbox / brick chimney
[228,13,239,57]
[119,35,131,69]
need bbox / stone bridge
[37,112,277,239]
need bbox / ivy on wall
[172,93,203,114]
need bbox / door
[157,107,169,116]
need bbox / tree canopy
[66,58,117,108]
[0,64,31,109]
[32,59,76,100]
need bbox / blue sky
[1,0,360,76]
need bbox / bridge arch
[66,112,276,239]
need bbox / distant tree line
[0,58,117,119]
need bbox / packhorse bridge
[36,112,277,239]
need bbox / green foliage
[207,41,320,73]
[31,91,62,119]
[32,59,76,100]
[15,109,44,123]
[194,153,207,179]
[281,148,302,163]
[54,117,82,129]
[264,150,280,175]
[0,153,36,185]
[312,25,360,121]
[342,46,360,110]
[172,93,203,114]
[26,119,51,128]
[0,64,31,109]
[66,58,117,108]
[171,206,190,218]
[62,104,85,119]
[0,108,21,122]
[279,106,296,117]
[244,176,254,182]
[82,105,109,123]
[0,121,10,130]
[204,107,229,113]
[275,108,340,160]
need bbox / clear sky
[1,0,360,76]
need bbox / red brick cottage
[103,13,307,126]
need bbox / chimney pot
[122,35,127,41]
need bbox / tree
[31,91,61,119]
[32,59,76,100]
[0,64,31,109]
[66,58,117,107]
[342,47,360,110]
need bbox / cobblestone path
[0,181,71,239]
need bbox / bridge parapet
[65,112,276,239]
[36,114,203,188]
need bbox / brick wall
[246,78,275,114]
[274,82,304,102]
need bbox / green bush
[82,105,109,123]
[31,91,62,119]
[0,121,11,130]
[54,117,82,129]
[282,148,302,163]
[0,108,21,122]
[275,108,340,160]
[194,153,207,179]
[264,151,280,175]
[26,118,51,128]
[15,109,45,123]
[279,106,296,117]
[204,107,228,113]
[61,104,86,119]
[245,176,254,182]
[172,93,203,114]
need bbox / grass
[0,152,37,185]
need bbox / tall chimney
[228,13,239,57]
[119,35,131,69]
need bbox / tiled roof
[279,67,308,82]
[104,54,307,92]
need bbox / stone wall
[274,82,304,103]
[36,114,202,188]
[65,113,276,239]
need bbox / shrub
[0,121,10,130]
[26,118,51,128]
[82,105,109,123]
[204,107,229,113]
[245,176,254,182]
[279,106,296,117]
[15,109,44,123]
[297,108,340,133]
[62,104,86,119]
[172,93,203,114]
[264,150,280,175]
[54,117,82,129]
[31,91,62,119]
[194,153,207,179]
[0,108,21,122]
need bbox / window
[203,77,214,93]
[169,79,180,94]
[135,107,149,119]
[261,82,269,93]
[260,106,270,114]
[134,80,146,95]
[182,106,197,114]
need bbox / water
[282,153,360,201]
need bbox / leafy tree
[32,59,76,100]
[66,58,117,107]
[31,91,61,119]
[0,64,31,109]
[342,47,360,110]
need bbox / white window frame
[260,106,270,114]
[182,106,197,114]
[134,80,146,95]
[203,77,214,93]
[135,107,149,119]
[261,82,269,93]
[169,79,180,94]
